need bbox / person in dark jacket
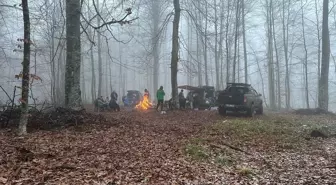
[109,98,120,111]
[111,91,118,102]
[178,89,186,109]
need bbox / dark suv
[217,83,263,117]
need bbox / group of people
[95,91,120,111]
[95,86,199,112]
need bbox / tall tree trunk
[51,2,56,105]
[214,0,220,89]
[109,55,112,93]
[203,1,209,86]
[282,0,290,109]
[267,0,276,110]
[314,0,321,107]
[97,0,103,97]
[271,3,281,110]
[152,0,160,98]
[196,1,202,86]
[225,0,231,83]
[171,0,180,105]
[87,1,96,103]
[301,0,309,109]
[65,0,82,109]
[81,55,86,102]
[19,0,31,135]
[90,46,96,102]
[187,15,192,85]
[219,0,225,89]
[242,0,248,84]
[232,0,240,82]
[318,0,330,110]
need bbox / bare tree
[282,0,291,109]
[271,0,280,110]
[214,0,220,89]
[300,0,309,108]
[266,0,276,110]
[96,0,103,97]
[232,0,240,82]
[314,0,321,106]
[318,0,330,110]
[171,0,181,105]
[242,0,248,84]
[65,0,82,110]
[151,0,161,96]
[18,0,31,135]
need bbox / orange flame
[135,95,152,110]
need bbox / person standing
[144,89,150,99]
[156,86,165,111]
[178,89,186,109]
[111,91,118,102]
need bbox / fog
[1,0,336,111]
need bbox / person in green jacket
[156,86,165,111]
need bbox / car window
[227,87,248,94]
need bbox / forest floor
[1,107,336,184]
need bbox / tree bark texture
[171,0,180,105]
[19,0,31,135]
[65,0,82,110]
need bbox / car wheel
[218,106,226,116]
[256,104,263,115]
[247,105,255,117]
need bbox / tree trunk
[214,0,220,89]
[301,0,309,109]
[51,3,56,105]
[65,0,82,110]
[271,2,281,110]
[242,0,248,84]
[171,0,180,105]
[81,54,86,102]
[225,0,231,83]
[282,0,290,109]
[152,0,160,98]
[232,0,240,83]
[218,0,225,89]
[90,46,96,103]
[196,1,202,86]
[203,1,209,86]
[87,1,96,103]
[318,0,330,110]
[314,0,321,107]
[97,0,103,97]
[18,0,31,135]
[267,0,276,110]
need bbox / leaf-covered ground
[1,109,336,184]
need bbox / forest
[0,0,336,184]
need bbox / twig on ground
[209,143,252,155]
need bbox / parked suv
[217,83,263,117]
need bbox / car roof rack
[226,83,251,87]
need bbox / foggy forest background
[1,0,336,111]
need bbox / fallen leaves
[0,109,335,184]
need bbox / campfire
[135,95,152,110]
